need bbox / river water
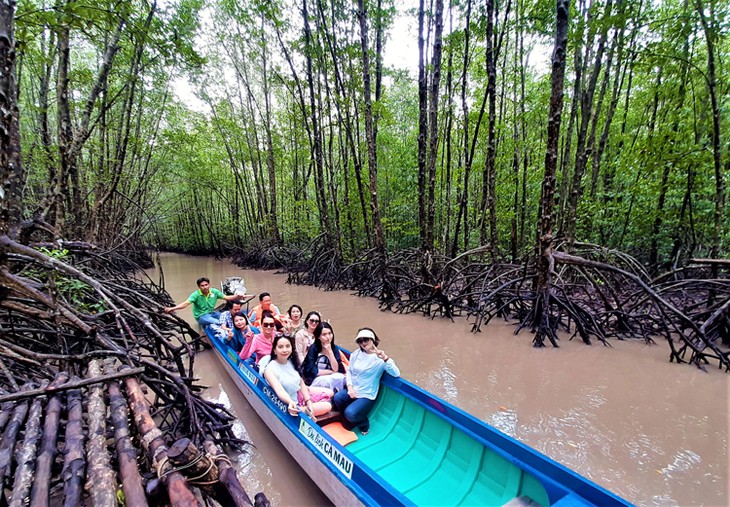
[147,252,728,506]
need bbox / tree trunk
[357,0,387,277]
[696,0,724,261]
[533,0,570,347]
[0,0,23,237]
[563,0,613,246]
[425,0,444,257]
[417,0,428,252]
[302,0,334,250]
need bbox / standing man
[164,277,242,327]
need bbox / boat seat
[403,424,484,506]
[349,396,424,468]
[377,409,453,491]
[347,387,406,452]
[459,449,524,505]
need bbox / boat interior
[333,386,551,506]
[223,342,552,506]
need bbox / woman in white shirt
[263,334,333,418]
[332,328,400,434]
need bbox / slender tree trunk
[696,0,724,260]
[417,0,428,252]
[425,0,444,257]
[451,0,472,258]
[480,0,498,254]
[357,0,387,281]
[533,0,570,347]
[302,0,334,249]
[563,0,613,246]
[261,16,280,244]
[0,0,22,237]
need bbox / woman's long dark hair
[270,334,301,370]
[304,310,321,326]
[313,322,335,353]
[233,311,249,327]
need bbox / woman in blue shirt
[333,328,400,434]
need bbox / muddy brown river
[147,253,728,506]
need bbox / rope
[156,450,234,485]
[156,451,207,479]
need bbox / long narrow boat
[206,329,630,506]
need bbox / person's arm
[346,350,357,398]
[298,378,314,416]
[239,335,255,360]
[294,331,308,363]
[333,348,346,374]
[301,347,317,384]
[223,293,254,302]
[380,352,400,378]
[264,366,299,415]
[163,300,191,313]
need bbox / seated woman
[301,322,346,392]
[282,304,304,336]
[225,311,254,352]
[263,334,333,418]
[211,301,242,340]
[294,311,321,363]
[333,328,399,435]
[239,311,278,366]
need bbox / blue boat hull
[205,329,631,506]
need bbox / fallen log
[125,373,199,506]
[85,360,118,505]
[0,401,14,434]
[30,373,69,507]
[9,395,44,507]
[62,386,86,507]
[106,361,148,507]
[0,367,146,404]
[0,389,30,493]
[203,439,253,507]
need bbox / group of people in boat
[164,277,400,434]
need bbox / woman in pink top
[240,311,278,365]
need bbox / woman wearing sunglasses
[332,328,400,435]
[294,311,322,363]
[301,322,347,392]
[239,311,279,366]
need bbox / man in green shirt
[164,277,243,327]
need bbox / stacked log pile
[0,226,269,504]
[0,360,267,506]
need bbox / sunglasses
[309,319,320,324]
[262,322,276,328]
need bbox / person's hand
[375,348,389,362]
[347,385,357,398]
[287,402,300,416]
[163,307,174,314]
[226,330,233,340]
[245,329,254,339]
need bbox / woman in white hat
[332,327,400,435]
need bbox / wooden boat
[206,328,630,506]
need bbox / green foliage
[13,0,728,267]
